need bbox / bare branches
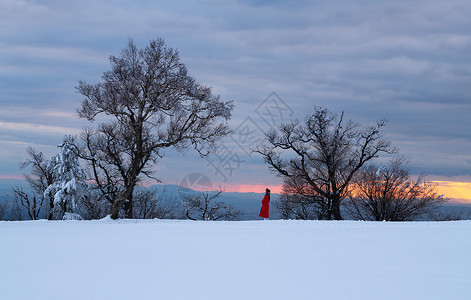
[12,187,43,220]
[0,200,7,220]
[75,38,234,219]
[183,190,241,221]
[256,106,395,220]
[18,147,56,220]
[345,157,448,221]
[133,189,180,219]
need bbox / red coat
[259,194,270,218]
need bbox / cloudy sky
[1,0,470,199]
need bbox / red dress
[259,194,270,218]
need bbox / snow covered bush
[44,137,86,220]
[62,212,84,221]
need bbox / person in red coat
[259,188,270,219]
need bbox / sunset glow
[2,175,471,204]
[222,184,283,194]
[221,181,471,204]
[434,181,471,204]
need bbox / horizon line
[1,176,470,204]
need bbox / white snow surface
[1,219,470,300]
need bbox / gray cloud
[1,0,470,186]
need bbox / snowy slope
[1,219,470,300]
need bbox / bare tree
[275,195,324,220]
[274,176,325,220]
[255,107,396,220]
[133,188,180,219]
[430,207,471,221]
[0,199,8,220]
[20,147,56,220]
[345,157,447,221]
[12,187,43,220]
[9,200,24,221]
[77,190,110,220]
[76,38,234,219]
[183,190,241,221]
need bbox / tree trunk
[110,184,135,219]
[48,197,54,220]
[124,193,134,219]
[332,197,342,220]
[110,195,124,220]
[325,197,333,220]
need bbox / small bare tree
[20,147,56,220]
[275,175,325,220]
[77,190,110,220]
[183,190,241,221]
[430,208,471,221]
[275,195,323,220]
[256,107,396,220]
[0,199,8,220]
[12,187,44,220]
[9,200,24,221]
[345,157,447,221]
[133,189,180,219]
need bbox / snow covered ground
[1,219,470,300]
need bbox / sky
[1,0,470,201]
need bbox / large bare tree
[256,107,396,220]
[76,39,233,219]
[345,157,447,221]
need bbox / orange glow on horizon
[433,181,471,204]
[221,181,471,204]
[3,175,470,203]
[222,184,283,194]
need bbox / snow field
[1,219,470,300]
